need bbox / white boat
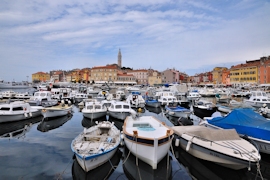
[96,90,113,101]
[41,101,73,119]
[15,92,32,99]
[165,105,191,119]
[192,100,217,119]
[215,93,231,103]
[2,91,16,98]
[115,90,126,100]
[52,88,75,104]
[172,125,261,170]
[244,91,270,108]
[186,91,201,101]
[108,100,135,120]
[125,91,145,108]
[0,81,30,89]
[71,121,121,172]
[82,100,108,120]
[154,91,178,106]
[199,88,216,97]
[0,101,41,123]
[123,115,174,169]
[37,82,50,91]
[26,91,58,107]
[74,93,88,103]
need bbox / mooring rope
[56,157,74,180]
[255,162,264,180]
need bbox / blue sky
[0,0,270,81]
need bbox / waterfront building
[116,72,137,85]
[179,72,189,83]
[257,56,270,84]
[50,70,68,82]
[127,69,148,85]
[90,64,118,83]
[148,71,162,86]
[81,68,91,83]
[230,61,259,85]
[32,72,50,82]
[162,68,180,84]
[222,69,231,85]
[212,67,228,85]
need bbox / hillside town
[31,49,270,87]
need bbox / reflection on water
[174,144,249,180]
[0,116,42,139]
[0,97,270,179]
[121,146,191,180]
[37,114,73,132]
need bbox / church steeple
[118,48,122,68]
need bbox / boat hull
[74,147,118,172]
[123,116,174,169]
[0,111,41,123]
[41,107,72,118]
[193,106,217,119]
[108,111,130,121]
[178,137,258,170]
[124,135,172,169]
[83,111,107,120]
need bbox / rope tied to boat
[122,133,138,165]
[255,162,264,180]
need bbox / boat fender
[120,133,124,140]
[24,112,28,118]
[186,137,194,151]
[175,138,180,147]
[29,112,32,117]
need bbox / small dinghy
[71,121,121,172]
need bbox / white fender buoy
[29,112,32,117]
[175,138,180,147]
[186,140,192,151]
[24,112,28,118]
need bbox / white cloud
[0,0,270,80]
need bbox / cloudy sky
[1,0,270,81]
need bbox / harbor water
[0,88,270,179]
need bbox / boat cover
[165,106,189,112]
[207,108,270,141]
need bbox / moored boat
[202,108,270,155]
[123,115,174,169]
[71,121,121,172]
[41,101,73,119]
[192,100,217,119]
[82,100,108,120]
[0,101,41,123]
[165,105,191,119]
[172,125,261,170]
[107,100,135,121]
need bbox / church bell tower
[118,49,122,68]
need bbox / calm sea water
[0,88,269,180]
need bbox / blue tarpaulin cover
[207,108,270,141]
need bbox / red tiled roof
[92,65,118,69]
